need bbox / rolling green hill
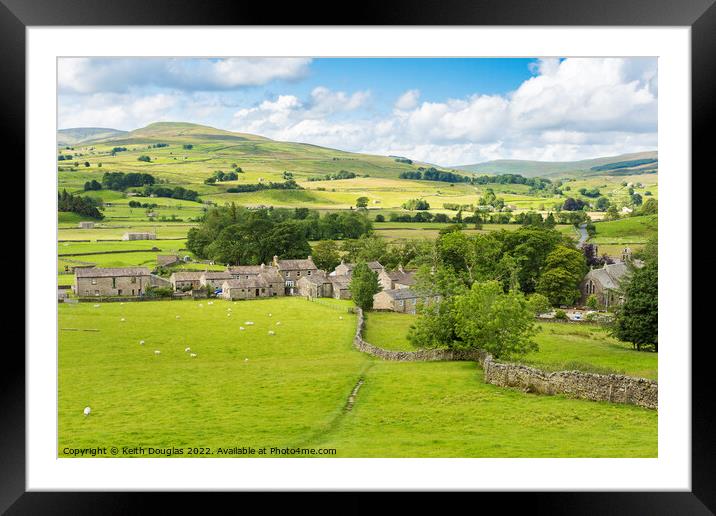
[453,151,658,178]
[58,127,128,146]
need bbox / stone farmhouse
[78,221,94,229]
[222,270,284,300]
[74,267,152,297]
[333,260,384,278]
[580,254,644,308]
[378,266,416,291]
[169,271,204,291]
[329,275,352,300]
[157,255,181,268]
[200,271,233,290]
[122,232,156,241]
[272,255,319,295]
[373,288,438,315]
[296,271,334,299]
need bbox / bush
[554,309,567,320]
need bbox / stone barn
[378,266,416,291]
[73,267,151,297]
[170,271,204,291]
[122,232,156,241]
[333,260,384,278]
[296,272,333,299]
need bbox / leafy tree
[374,214,385,222]
[137,155,151,162]
[612,238,658,351]
[527,293,552,315]
[536,245,587,306]
[595,196,610,211]
[356,196,369,208]
[349,262,381,310]
[586,294,599,310]
[311,240,341,272]
[452,281,538,359]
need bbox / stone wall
[354,308,657,410]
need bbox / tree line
[58,190,104,219]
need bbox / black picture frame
[6,0,710,512]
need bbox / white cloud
[58,57,312,94]
[395,89,420,110]
[59,57,657,166]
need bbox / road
[577,223,589,246]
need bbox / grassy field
[58,298,656,458]
[59,122,653,218]
[363,312,657,379]
[590,215,657,244]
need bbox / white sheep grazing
[154,350,161,355]
[244,358,249,362]
[207,301,214,305]
[120,318,126,322]
[93,304,100,308]
[139,340,145,345]
[190,353,197,358]
[268,330,275,335]
[184,347,191,352]
[339,316,343,320]
[176,315,181,319]
[83,406,91,416]
[245,321,254,325]
[276,321,281,326]
[268,313,272,317]
[199,304,203,307]
[239,327,245,331]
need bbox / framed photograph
[8,0,712,511]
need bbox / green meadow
[58,298,656,458]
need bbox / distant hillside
[453,151,658,178]
[57,127,128,146]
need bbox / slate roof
[380,288,421,300]
[336,261,384,274]
[228,265,272,276]
[170,271,204,281]
[157,255,180,266]
[384,269,416,286]
[330,276,351,289]
[585,262,637,290]
[276,258,317,270]
[200,271,233,280]
[299,271,331,286]
[75,267,150,278]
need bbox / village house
[332,260,384,278]
[272,255,319,295]
[157,255,181,268]
[580,258,643,308]
[122,232,156,241]
[74,267,151,297]
[78,221,94,229]
[296,271,334,299]
[378,266,417,291]
[329,275,352,300]
[200,271,233,290]
[221,267,284,300]
[373,288,436,315]
[169,271,204,291]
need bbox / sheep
[154,350,161,355]
[268,330,275,335]
[120,318,126,322]
[184,347,191,352]
[268,313,272,317]
[339,316,343,320]
[139,340,145,346]
[245,321,254,325]
[239,327,245,331]
[190,353,197,358]
[83,406,91,416]
[244,358,249,362]
[276,321,281,326]
[176,315,181,319]
[93,304,100,308]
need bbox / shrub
[554,309,567,320]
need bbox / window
[297,271,301,277]
[94,290,99,296]
[307,270,311,276]
[91,279,97,285]
[286,271,291,277]
[131,277,137,284]
[117,289,122,295]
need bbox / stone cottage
[74,267,151,297]
[78,221,94,229]
[333,260,384,278]
[378,266,416,291]
[373,288,432,314]
[296,271,334,299]
[329,275,352,300]
[169,271,204,291]
[272,255,319,295]
[199,271,233,290]
[580,260,643,308]
[122,232,156,241]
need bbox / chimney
[273,255,278,266]
[307,255,312,262]
[398,264,404,273]
[260,263,265,270]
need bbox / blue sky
[58,57,657,166]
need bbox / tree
[349,262,381,310]
[527,293,552,315]
[374,214,385,222]
[452,281,538,359]
[356,196,369,208]
[595,196,610,211]
[311,240,341,272]
[536,245,587,306]
[586,294,599,310]
[612,237,658,351]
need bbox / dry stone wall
[354,308,657,410]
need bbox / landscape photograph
[57,57,659,458]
